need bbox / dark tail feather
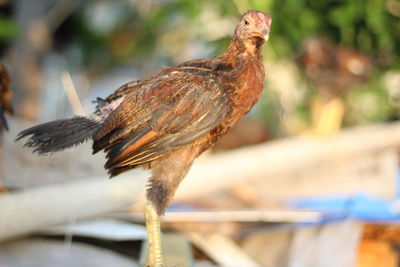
[0,109,9,131]
[108,165,137,178]
[16,116,102,154]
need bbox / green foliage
[71,0,241,70]
[345,73,393,125]
[0,15,19,40]
[71,0,400,69]
[269,0,400,68]
[257,87,283,137]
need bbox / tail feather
[16,116,102,154]
[0,109,9,131]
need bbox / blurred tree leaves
[0,15,18,40]
[62,0,399,71]
[270,0,400,68]
[346,74,393,124]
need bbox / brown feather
[114,130,157,165]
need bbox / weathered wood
[288,221,363,267]
[241,226,292,267]
[176,123,400,201]
[233,148,398,203]
[0,172,148,241]
[186,232,260,267]
[0,238,139,267]
[125,210,323,223]
[1,122,400,241]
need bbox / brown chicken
[0,63,13,131]
[299,37,371,97]
[17,10,272,266]
[298,37,371,135]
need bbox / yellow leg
[145,201,163,267]
[311,97,345,136]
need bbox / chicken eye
[244,20,250,26]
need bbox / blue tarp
[288,171,400,224]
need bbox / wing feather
[92,68,229,176]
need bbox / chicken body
[18,10,272,216]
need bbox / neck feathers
[221,37,264,65]
[215,37,265,111]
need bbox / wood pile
[1,120,400,265]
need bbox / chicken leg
[145,200,163,267]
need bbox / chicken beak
[262,29,270,41]
[253,29,270,41]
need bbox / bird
[16,10,272,266]
[298,37,371,135]
[0,63,13,132]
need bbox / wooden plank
[123,209,323,223]
[0,172,149,241]
[176,124,400,202]
[186,232,260,267]
[236,149,398,204]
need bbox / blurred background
[2,0,400,133]
[1,0,400,266]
